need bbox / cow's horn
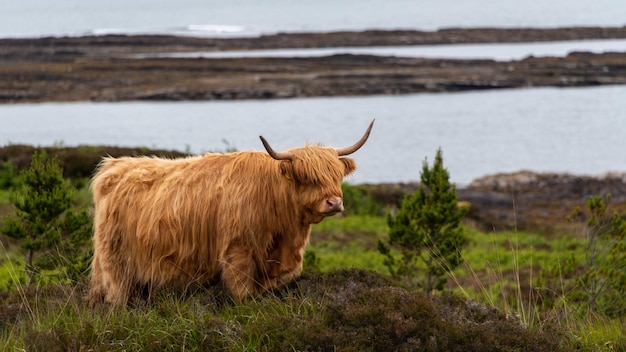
[260,136,294,161]
[335,119,375,156]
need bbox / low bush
[0,162,16,190]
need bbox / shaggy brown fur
[87,142,364,306]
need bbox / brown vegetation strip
[2,26,626,56]
[2,52,626,103]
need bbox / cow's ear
[340,158,356,176]
[279,161,295,181]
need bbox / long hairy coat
[87,145,358,306]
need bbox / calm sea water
[2,0,625,38]
[2,1,625,184]
[2,86,625,185]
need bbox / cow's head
[260,119,374,224]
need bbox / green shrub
[0,151,91,285]
[341,182,382,216]
[566,194,626,317]
[0,161,17,190]
[379,149,467,293]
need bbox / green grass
[71,180,92,206]
[453,227,586,304]
[568,316,626,351]
[1,286,247,351]
[310,215,623,351]
[0,270,566,352]
[0,211,624,350]
[311,216,587,300]
[0,245,25,291]
[312,214,388,234]
[310,215,388,273]
[0,190,11,204]
[310,243,388,273]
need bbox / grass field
[1,212,625,350]
[310,215,625,351]
[0,177,625,350]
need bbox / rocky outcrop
[459,171,626,233]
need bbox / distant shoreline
[3,26,626,54]
[1,26,626,104]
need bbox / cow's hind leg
[221,243,259,301]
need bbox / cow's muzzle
[325,197,344,214]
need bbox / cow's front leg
[221,242,259,301]
[265,239,304,285]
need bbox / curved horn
[334,119,375,156]
[259,135,294,161]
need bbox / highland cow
[87,120,374,306]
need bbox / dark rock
[459,171,626,233]
[364,171,626,234]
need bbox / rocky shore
[1,26,626,103]
[365,171,626,235]
[459,171,626,233]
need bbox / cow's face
[280,147,356,223]
[260,119,374,224]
